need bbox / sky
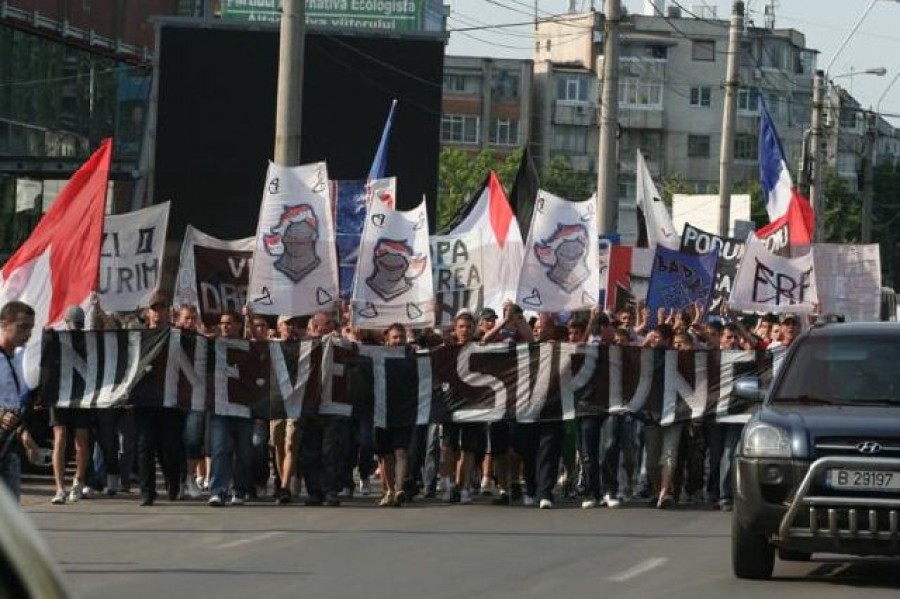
[445,0,900,123]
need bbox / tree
[540,155,593,201]
[437,147,521,230]
[821,168,861,243]
[660,172,691,208]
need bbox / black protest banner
[680,223,746,315]
[430,233,484,326]
[40,327,169,409]
[194,244,253,327]
[41,332,771,425]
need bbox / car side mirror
[734,377,766,403]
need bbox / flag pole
[274,0,306,166]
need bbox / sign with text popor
[98,202,169,311]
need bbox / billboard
[153,25,443,241]
[218,0,430,31]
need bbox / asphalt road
[21,475,900,599]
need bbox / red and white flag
[442,171,524,312]
[0,138,111,385]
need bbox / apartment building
[440,56,533,160]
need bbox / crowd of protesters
[0,292,805,511]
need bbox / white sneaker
[539,498,553,509]
[184,477,202,499]
[480,477,494,495]
[208,493,225,507]
[51,490,66,505]
[603,493,622,508]
[229,494,245,506]
[359,479,372,496]
[195,475,208,491]
[522,494,536,507]
[69,481,84,502]
[337,487,353,499]
[581,498,598,509]
[460,489,473,504]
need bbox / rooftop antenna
[765,0,776,29]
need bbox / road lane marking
[607,557,669,582]
[217,532,284,549]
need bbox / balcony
[553,101,596,126]
[618,108,664,129]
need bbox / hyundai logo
[856,441,883,454]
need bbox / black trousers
[135,407,184,500]
[514,421,563,501]
[300,415,346,500]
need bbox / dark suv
[732,322,900,579]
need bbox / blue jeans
[208,414,254,497]
[706,421,743,503]
[183,410,207,460]
[0,451,21,501]
[577,416,603,500]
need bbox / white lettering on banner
[164,329,208,410]
[682,226,744,261]
[227,257,250,278]
[514,343,552,422]
[214,338,251,418]
[454,344,509,422]
[358,344,405,429]
[200,282,248,316]
[607,345,656,413]
[717,350,759,423]
[752,259,813,305]
[270,340,314,419]
[98,259,160,295]
[57,334,99,408]
[318,339,352,417]
[760,225,789,255]
[558,343,598,420]
[661,352,708,425]
[95,332,143,408]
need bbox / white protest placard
[98,202,169,311]
[730,234,818,313]
[247,161,340,317]
[431,231,484,326]
[351,196,434,328]
[814,244,881,322]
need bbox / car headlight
[742,422,792,458]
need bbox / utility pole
[597,0,620,234]
[861,110,876,242]
[718,1,743,237]
[809,69,826,243]
[274,0,306,166]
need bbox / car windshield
[773,336,900,406]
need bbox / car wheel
[777,548,812,562]
[732,511,775,579]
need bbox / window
[552,125,588,153]
[491,72,519,99]
[692,40,715,61]
[734,134,758,160]
[688,135,711,158]
[737,87,760,113]
[489,118,519,146]
[443,75,481,95]
[645,45,667,59]
[618,77,663,108]
[690,86,711,107]
[557,75,589,102]
[441,114,480,144]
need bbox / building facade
[532,7,817,240]
[440,56,533,160]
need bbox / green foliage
[540,155,594,201]
[733,178,767,226]
[660,172,691,208]
[821,168,861,243]
[437,147,522,230]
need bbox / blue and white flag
[759,98,794,222]
[517,190,599,312]
[351,193,433,328]
[367,99,397,182]
[247,161,339,316]
[646,245,718,327]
